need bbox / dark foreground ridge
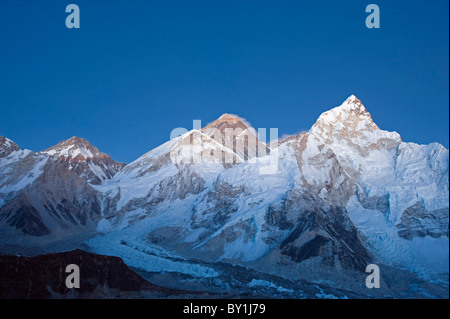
[0,249,197,299]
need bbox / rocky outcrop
[357,189,390,214]
[279,206,371,272]
[396,202,449,240]
[0,136,21,158]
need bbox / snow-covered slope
[0,138,49,208]
[87,96,448,286]
[95,129,242,221]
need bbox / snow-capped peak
[310,96,379,137]
[41,136,103,160]
[308,95,401,153]
[341,94,371,116]
[203,113,249,132]
[345,94,360,105]
[202,113,269,160]
[40,136,125,185]
[316,95,374,127]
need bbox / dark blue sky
[0,0,448,163]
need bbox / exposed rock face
[0,161,101,238]
[0,136,21,158]
[0,137,123,242]
[357,189,390,215]
[396,202,449,240]
[0,193,51,236]
[0,249,183,298]
[0,148,48,208]
[279,206,371,272]
[41,136,126,185]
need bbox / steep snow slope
[93,129,243,219]
[0,138,49,208]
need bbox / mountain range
[0,95,448,298]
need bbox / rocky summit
[41,136,126,185]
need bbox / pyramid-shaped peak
[50,136,99,151]
[42,136,103,159]
[325,95,372,120]
[64,136,93,146]
[202,113,248,131]
[68,136,86,142]
[40,136,125,184]
[200,113,268,160]
[309,95,380,138]
[346,94,360,103]
[340,95,367,112]
[0,136,20,149]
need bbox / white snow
[314,286,347,299]
[347,195,449,281]
[248,279,294,293]
[87,232,219,278]
[43,145,95,159]
[0,150,49,195]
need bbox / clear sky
[0,0,448,163]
